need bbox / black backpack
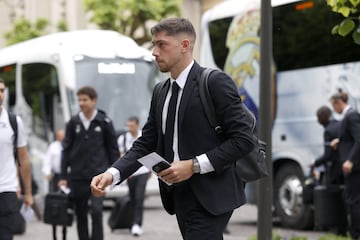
[199,68,268,182]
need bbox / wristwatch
[192,157,201,174]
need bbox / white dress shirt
[42,140,62,176]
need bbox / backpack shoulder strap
[123,132,127,153]
[198,68,223,134]
[8,112,19,164]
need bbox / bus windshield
[71,56,158,130]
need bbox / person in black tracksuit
[59,86,119,240]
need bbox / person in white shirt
[42,129,65,192]
[117,116,150,236]
[0,77,33,239]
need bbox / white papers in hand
[20,203,34,223]
[137,152,172,185]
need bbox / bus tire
[274,163,314,230]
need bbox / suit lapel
[178,63,202,129]
[156,79,170,136]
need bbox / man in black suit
[330,91,360,239]
[91,18,255,240]
[313,106,343,185]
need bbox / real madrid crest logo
[76,124,80,133]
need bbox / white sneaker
[131,224,143,236]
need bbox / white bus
[0,30,162,199]
[200,0,360,229]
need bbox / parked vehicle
[200,0,360,229]
[0,30,162,199]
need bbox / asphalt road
[13,194,329,240]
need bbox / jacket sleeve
[61,119,74,180]
[112,82,162,181]
[205,70,256,173]
[314,129,334,167]
[346,111,360,171]
[103,119,120,165]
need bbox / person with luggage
[0,77,33,239]
[330,90,360,239]
[91,18,255,240]
[117,116,150,236]
[59,86,119,240]
[312,106,343,185]
[43,129,65,192]
[43,129,67,240]
[311,105,347,235]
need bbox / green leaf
[331,24,339,34]
[349,0,360,8]
[326,0,337,7]
[338,19,355,36]
[338,6,351,17]
[352,26,360,44]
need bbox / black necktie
[164,81,180,162]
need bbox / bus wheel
[274,163,314,230]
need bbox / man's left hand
[157,160,193,184]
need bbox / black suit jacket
[113,62,255,215]
[314,120,342,184]
[338,108,360,173]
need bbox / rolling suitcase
[313,184,347,229]
[108,195,134,231]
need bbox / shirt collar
[343,105,351,114]
[170,60,194,89]
[79,109,98,122]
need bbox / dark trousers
[73,192,104,240]
[173,183,232,240]
[127,173,148,226]
[0,192,18,240]
[345,173,360,239]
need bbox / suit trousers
[73,191,104,240]
[127,173,148,226]
[173,182,233,240]
[0,192,18,240]
[345,172,360,239]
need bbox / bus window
[208,17,232,70]
[22,63,61,141]
[0,64,16,108]
[73,56,157,131]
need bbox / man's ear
[181,39,190,53]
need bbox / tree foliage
[4,17,68,46]
[327,0,360,44]
[4,18,49,45]
[83,0,181,46]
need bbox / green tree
[4,18,49,45]
[83,0,181,46]
[4,18,68,46]
[327,0,360,44]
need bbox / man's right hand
[90,172,113,197]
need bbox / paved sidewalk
[15,195,325,240]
